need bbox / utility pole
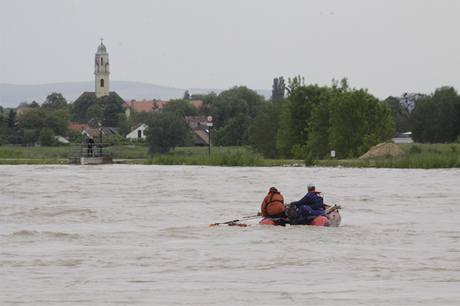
[206,116,213,157]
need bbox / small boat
[259,208,342,227]
[209,205,342,228]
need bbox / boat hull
[259,210,341,227]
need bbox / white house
[55,135,70,144]
[126,123,148,140]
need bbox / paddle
[209,214,259,227]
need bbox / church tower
[95,39,110,98]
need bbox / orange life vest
[261,191,285,217]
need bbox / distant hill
[0,81,271,108]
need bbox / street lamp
[98,121,103,156]
[206,116,213,157]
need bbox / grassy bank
[1,143,458,168]
[0,145,76,159]
[0,144,149,160]
[0,145,302,166]
[146,147,302,166]
[315,143,460,169]
[0,158,68,165]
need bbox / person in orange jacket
[260,187,285,218]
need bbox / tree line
[0,92,132,146]
[1,78,459,160]
[385,87,460,143]
[249,77,395,160]
[0,93,74,146]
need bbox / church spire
[95,39,110,97]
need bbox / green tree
[384,96,411,133]
[215,114,251,146]
[71,92,124,126]
[100,94,125,126]
[0,108,4,125]
[305,78,350,161]
[23,129,39,146]
[128,111,155,127]
[7,110,16,128]
[274,103,295,157]
[44,109,70,136]
[42,93,67,110]
[18,109,45,130]
[117,113,130,136]
[271,76,285,101]
[4,110,21,144]
[384,93,425,134]
[326,90,394,158]
[276,82,329,157]
[67,129,84,143]
[210,86,264,145]
[70,92,97,122]
[145,112,191,154]
[411,97,434,142]
[411,87,460,143]
[306,96,333,159]
[211,86,263,127]
[191,92,217,115]
[0,109,5,145]
[286,75,305,95]
[86,103,103,123]
[18,108,69,137]
[163,99,198,116]
[248,101,282,157]
[30,101,40,108]
[272,78,395,160]
[39,128,56,146]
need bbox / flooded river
[1,165,459,305]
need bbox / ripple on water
[0,258,83,268]
[157,225,208,239]
[3,207,98,224]
[3,230,81,241]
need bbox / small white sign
[207,115,213,122]
[330,150,336,158]
[206,122,213,127]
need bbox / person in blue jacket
[288,184,326,224]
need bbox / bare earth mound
[359,143,404,159]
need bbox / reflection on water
[1,165,460,305]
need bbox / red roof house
[69,122,89,132]
[124,99,167,117]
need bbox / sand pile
[359,143,404,159]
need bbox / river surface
[1,165,459,305]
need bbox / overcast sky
[1,0,459,98]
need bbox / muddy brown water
[1,165,459,305]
